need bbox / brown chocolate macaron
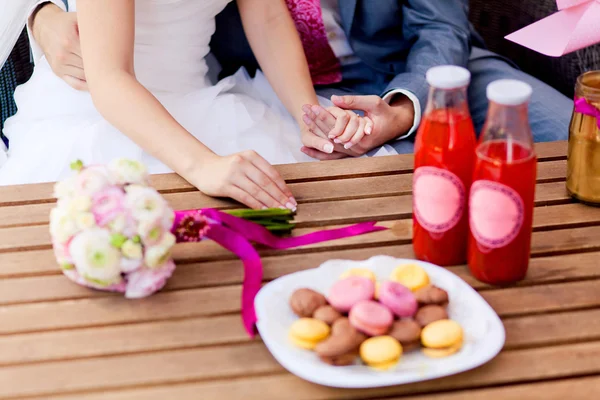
[388,319,422,351]
[414,285,449,307]
[290,288,328,318]
[316,318,367,366]
[415,305,449,327]
[313,305,343,326]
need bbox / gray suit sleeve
[383,0,472,109]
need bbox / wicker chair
[1,0,599,144]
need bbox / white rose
[50,207,80,243]
[69,196,93,213]
[109,158,149,185]
[53,176,77,200]
[75,212,96,230]
[144,232,176,268]
[70,228,122,286]
[122,240,143,260]
[75,166,111,197]
[108,214,127,233]
[125,185,167,223]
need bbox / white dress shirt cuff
[382,89,422,141]
[27,0,67,65]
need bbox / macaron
[289,318,330,350]
[289,288,328,318]
[414,285,449,306]
[415,304,449,327]
[378,281,418,318]
[339,268,377,283]
[313,305,343,326]
[388,319,422,351]
[315,318,367,366]
[360,336,403,371]
[349,300,393,336]
[421,319,463,358]
[390,264,430,292]
[328,276,375,312]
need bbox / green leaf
[70,160,84,171]
[60,263,75,270]
[110,233,128,249]
[225,208,294,219]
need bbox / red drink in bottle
[468,80,537,284]
[413,66,477,266]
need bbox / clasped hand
[300,95,415,160]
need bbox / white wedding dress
[0,0,318,186]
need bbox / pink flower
[125,260,176,298]
[92,187,126,227]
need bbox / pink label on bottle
[413,166,466,233]
[469,180,524,249]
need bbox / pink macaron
[378,281,418,318]
[328,276,375,313]
[349,300,393,336]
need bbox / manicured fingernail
[333,139,341,144]
[365,125,372,135]
[302,105,311,113]
[312,106,321,116]
[324,143,334,153]
[344,142,354,149]
[302,114,311,124]
[262,206,268,210]
[285,202,296,211]
[332,95,340,102]
[289,197,298,206]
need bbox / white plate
[255,256,505,388]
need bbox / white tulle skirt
[0,59,318,186]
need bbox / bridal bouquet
[50,159,176,299]
[50,159,385,336]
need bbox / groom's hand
[32,4,87,91]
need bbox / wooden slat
[0,159,568,228]
[2,223,600,305]
[2,268,600,335]
[12,340,600,400]
[0,297,597,367]
[0,142,568,208]
[32,376,600,400]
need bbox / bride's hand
[193,151,297,211]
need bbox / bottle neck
[424,86,470,116]
[481,101,533,148]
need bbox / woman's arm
[237,0,333,154]
[76,0,295,210]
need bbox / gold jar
[567,71,600,205]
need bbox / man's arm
[28,1,68,63]
[28,1,88,90]
[383,0,472,139]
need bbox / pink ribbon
[172,209,386,337]
[505,0,600,57]
[575,96,600,128]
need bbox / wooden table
[1,140,599,399]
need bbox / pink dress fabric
[285,0,343,85]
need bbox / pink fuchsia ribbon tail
[205,224,263,338]
[200,209,387,249]
[505,0,600,57]
[574,97,600,129]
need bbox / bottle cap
[426,66,471,89]
[487,79,533,106]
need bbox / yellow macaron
[359,336,403,371]
[340,268,377,283]
[390,264,430,292]
[374,281,381,300]
[421,319,463,358]
[289,318,330,350]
